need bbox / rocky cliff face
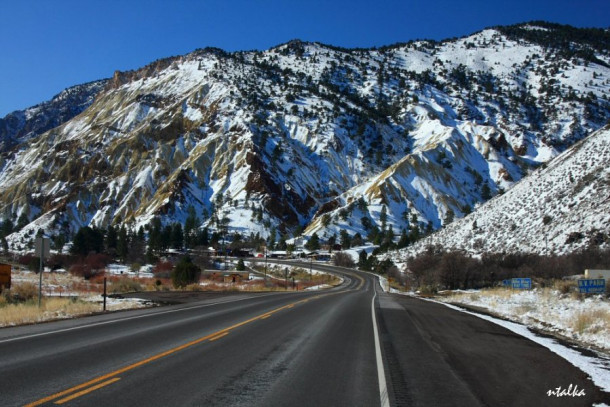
[1,22,609,252]
[387,125,610,261]
[0,80,107,151]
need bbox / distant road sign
[578,279,606,294]
[511,278,532,290]
[35,237,51,259]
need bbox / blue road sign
[511,278,532,290]
[578,279,606,294]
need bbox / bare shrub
[333,252,355,268]
[553,280,576,295]
[12,282,38,302]
[153,260,173,278]
[109,277,142,294]
[18,254,40,272]
[69,253,112,280]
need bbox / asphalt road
[0,261,608,406]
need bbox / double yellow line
[25,296,317,406]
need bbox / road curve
[0,260,608,406]
[0,266,382,407]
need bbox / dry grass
[553,280,576,295]
[108,277,143,294]
[0,297,100,327]
[572,309,610,335]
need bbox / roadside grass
[0,264,343,327]
[439,284,610,351]
[0,296,100,327]
[573,309,610,335]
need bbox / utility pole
[284,267,288,290]
[35,237,50,307]
[310,256,313,281]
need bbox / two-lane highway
[1,261,608,406]
[0,266,384,407]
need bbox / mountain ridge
[0,21,608,254]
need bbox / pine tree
[184,205,200,249]
[171,256,201,288]
[397,229,408,248]
[106,225,117,252]
[305,233,320,251]
[340,229,351,249]
[358,250,368,269]
[171,223,184,249]
[380,205,388,230]
[148,218,162,253]
[444,209,455,225]
[117,226,129,261]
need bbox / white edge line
[372,289,390,407]
[0,294,275,345]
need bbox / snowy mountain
[389,125,610,260]
[0,22,608,252]
[0,80,107,151]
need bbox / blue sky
[0,0,608,117]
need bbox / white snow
[434,299,610,393]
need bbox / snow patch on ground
[436,299,610,393]
[438,288,610,351]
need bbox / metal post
[38,254,43,307]
[264,247,267,281]
[103,277,107,312]
[36,237,49,307]
[310,256,313,281]
[284,268,288,290]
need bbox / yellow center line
[24,294,328,407]
[208,331,229,342]
[53,378,121,405]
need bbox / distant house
[223,272,250,283]
[269,250,287,259]
[232,248,255,257]
[201,270,250,283]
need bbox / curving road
[0,261,607,406]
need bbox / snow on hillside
[0,22,608,254]
[390,125,610,261]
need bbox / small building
[269,250,287,259]
[585,269,610,280]
[223,272,250,283]
[201,270,250,283]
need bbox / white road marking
[372,288,390,407]
[0,294,276,344]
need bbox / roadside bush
[171,256,201,288]
[153,260,173,278]
[69,253,112,280]
[109,277,142,294]
[409,246,610,291]
[12,282,38,302]
[553,280,576,295]
[18,254,41,272]
[333,252,355,268]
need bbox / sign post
[35,237,51,307]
